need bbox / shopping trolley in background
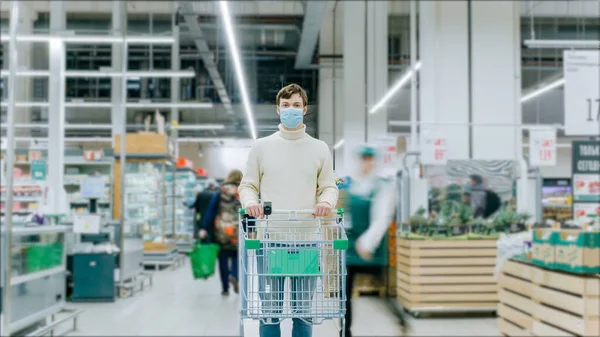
[238,203,349,337]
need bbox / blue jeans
[256,247,317,337]
[218,249,238,292]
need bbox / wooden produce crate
[396,239,498,315]
[388,220,397,296]
[114,133,170,154]
[498,259,600,336]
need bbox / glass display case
[1,225,68,334]
[173,166,197,252]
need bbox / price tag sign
[73,214,101,234]
[564,50,600,136]
[529,129,556,166]
[421,127,448,165]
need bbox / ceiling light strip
[0,34,175,44]
[218,1,257,140]
[64,70,195,78]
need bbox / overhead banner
[564,50,600,136]
[572,141,600,224]
[529,129,556,166]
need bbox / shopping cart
[238,204,348,337]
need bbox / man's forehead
[280,94,303,102]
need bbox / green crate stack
[554,231,600,274]
[531,229,559,269]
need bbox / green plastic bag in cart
[190,242,220,280]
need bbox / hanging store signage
[564,50,600,136]
[572,141,600,221]
[31,160,47,181]
[529,129,556,166]
[421,127,448,165]
[29,139,49,150]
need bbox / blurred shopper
[344,146,406,337]
[200,169,243,295]
[239,83,338,337]
[469,174,501,218]
[185,185,217,240]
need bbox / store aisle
[56,259,498,336]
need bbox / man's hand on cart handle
[313,201,332,218]
[246,203,264,218]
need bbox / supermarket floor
[56,259,499,336]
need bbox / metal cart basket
[239,207,348,336]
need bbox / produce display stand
[1,226,82,336]
[396,237,499,316]
[497,258,600,337]
[113,133,176,279]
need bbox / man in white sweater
[239,83,338,337]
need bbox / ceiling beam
[294,1,327,69]
[179,1,234,117]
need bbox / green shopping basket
[190,242,220,280]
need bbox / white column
[366,0,388,141]
[47,0,66,212]
[171,11,180,151]
[318,2,343,170]
[111,1,124,137]
[419,1,470,161]
[471,1,521,160]
[14,6,35,126]
[342,1,367,174]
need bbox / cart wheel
[120,288,132,298]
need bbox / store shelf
[498,259,600,337]
[396,238,499,314]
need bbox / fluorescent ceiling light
[64,70,195,78]
[524,39,600,49]
[521,78,565,103]
[369,61,421,114]
[176,124,226,130]
[177,137,237,143]
[0,123,48,129]
[65,124,113,130]
[0,34,175,44]
[65,137,112,142]
[0,102,49,108]
[219,1,257,140]
[125,102,213,109]
[333,139,345,150]
[64,101,113,108]
[0,70,51,77]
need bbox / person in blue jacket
[343,146,407,337]
[200,170,243,296]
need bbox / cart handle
[239,207,344,216]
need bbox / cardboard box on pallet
[532,229,559,268]
[554,230,600,274]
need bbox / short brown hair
[276,83,308,107]
[224,169,243,185]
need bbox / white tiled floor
[55,259,499,336]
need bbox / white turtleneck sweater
[239,124,339,214]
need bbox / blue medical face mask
[279,107,304,129]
